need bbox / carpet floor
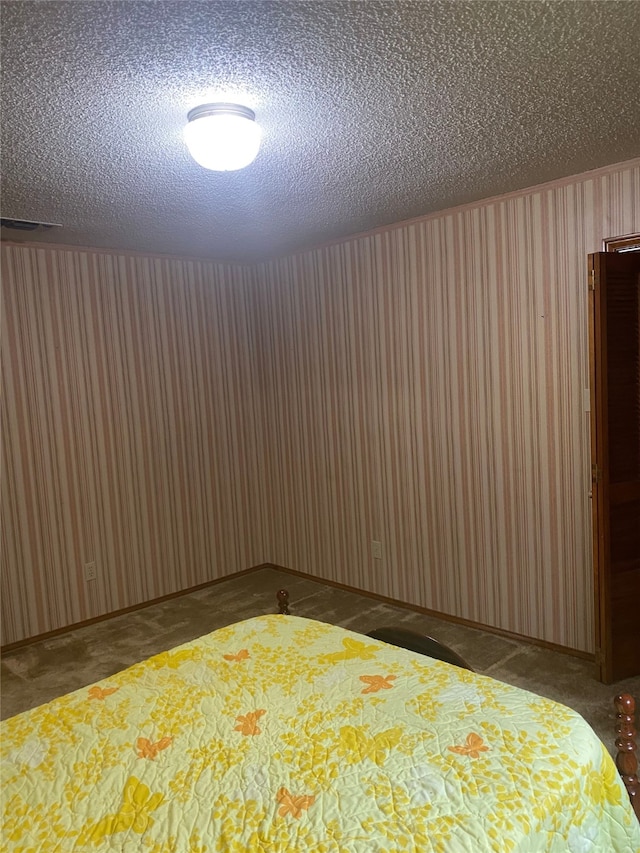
[2,566,639,754]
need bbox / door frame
[588,253,610,681]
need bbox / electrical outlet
[372,540,383,560]
[84,562,97,582]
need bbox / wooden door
[589,251,640,683]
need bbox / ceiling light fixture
[184,103,261,172]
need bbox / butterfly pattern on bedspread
[2,614,639,852]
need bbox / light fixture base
[187,103,256,123]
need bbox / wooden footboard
[615,693,640,820]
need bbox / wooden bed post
[276,589,290,615]
[614,693,640,820]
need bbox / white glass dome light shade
[184,103,261,171]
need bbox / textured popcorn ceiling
[2,1,639,262]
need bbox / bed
[2,594,639,852]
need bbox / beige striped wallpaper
[255,159,640,654]
[1,249,268,645]
[2,158,639,649]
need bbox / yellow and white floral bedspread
[2,615,639,852]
